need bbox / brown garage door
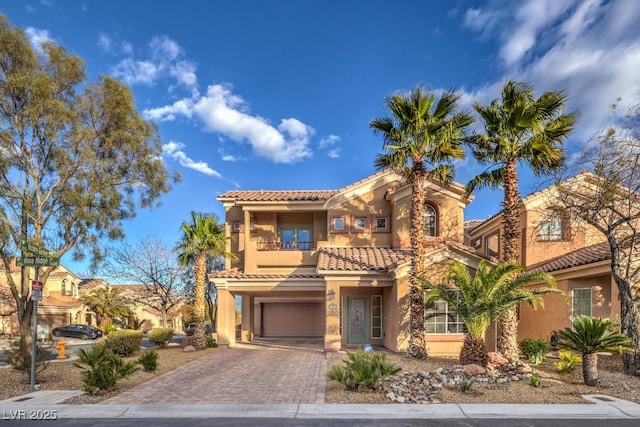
[262,302,324,337]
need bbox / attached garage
[261,302,324,337]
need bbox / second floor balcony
[256,240,316,251]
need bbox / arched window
[424,204,438,236]
[61,279,67,296]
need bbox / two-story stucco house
[465,175,615,345]
[210,170,487,356]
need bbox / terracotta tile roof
[530,242,610,273]
[464,219,485,232]
[209,269,323,280]
[40,292,82,308]
[217,190,337,202]
[317,247,413,272]
[79,278,108,291]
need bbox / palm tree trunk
[497,157,522,360]
[193,252,207,350]
[408,168,428,359]
[460,334,488,366]
[582,352,598,386]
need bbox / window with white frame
[539,217,565,241]
[572,288,592,317]
[371,295,382,339]
[424,204,437,236]
[425,298,464,334]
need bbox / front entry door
[347,297,367,344]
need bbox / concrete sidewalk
[1,391,640,419]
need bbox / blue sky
[2,0,640,275]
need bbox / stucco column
[217,288,237,347]
[241,295,254,341]
[324,280,341,352]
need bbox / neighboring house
[112,284,184,332]
[465,175,613,345]
[0,260,88,337]
[210,170,487,356]
[0,263,184,336]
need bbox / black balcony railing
[256,241,316,251]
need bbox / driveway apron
[102,341,326,405]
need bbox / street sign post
[18,241,58,393]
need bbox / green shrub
[137,349,159,372]
[147,328,174,349]
[555,350,582,373]
[74,344,139,394]
[327,351,401,391]
[528,371,542,387]
[519,338,549,362]
[206,334,218,348]
[104,330,143,356]
[4,339,53,376]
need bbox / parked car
[185,322,213,336]
[52,324,103,340]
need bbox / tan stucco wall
[518,273,613,342]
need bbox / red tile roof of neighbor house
[40,292,82,308]
[530,242,611,273]
[79,278,108,290]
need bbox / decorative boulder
[183,345,196,352]
[463,364,486,376]
[487,352,509,366]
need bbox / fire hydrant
[56,339,66,360]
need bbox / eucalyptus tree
[371,86,473,359]
[465,81,578,359]
[0,15,175,352]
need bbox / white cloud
[25,27,52,54]
[98,33,112,52]
[143,99,194,122]
[193,84,314,163]
[110,35,197,90]
[460,0,640,143]
[162,141,221,178]
[328,148,341,159]
[319,135,340,148]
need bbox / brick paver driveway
[103,339,326,405]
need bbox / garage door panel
[263,302,324,337]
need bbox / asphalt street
[3,418,640,427]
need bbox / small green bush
[74,344,139,393]
[137,349,159,372]
[528,371,542,387]
[327,351,401,391]
[519,338,549,362]
[206,334,218,348]
[104,330,143,356]
[147,328,174,348]
[555,350,582,373]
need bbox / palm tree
[466,80,578,360]
[424,261,561,366]
[80,284,132,331]
[371,86,473,359]
[555,316,632,386]
[175,212,235,350]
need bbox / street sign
[16,256,60,267]
[31,290,42,301]
[32,280,43,291]
[19,240,55,258]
